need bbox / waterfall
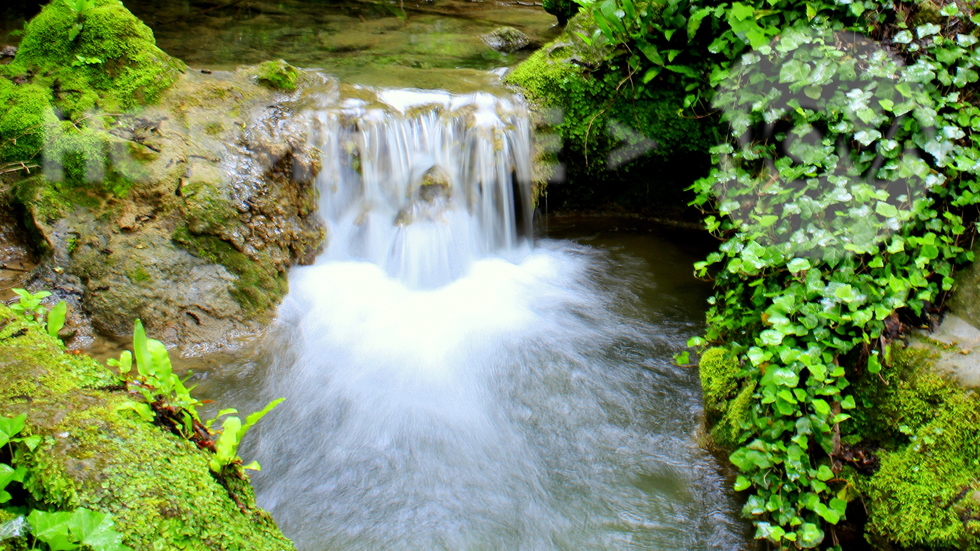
[228,85,746,551]
[307,88,534,288]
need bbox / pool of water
[1,0,560,92]
[188,216,751,551]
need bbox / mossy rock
[255,59,300,91]
[0,0,185,202]
[12,0,185,115]
[845,344,980,549]
[865,390,980,549]
[505,10,718,217]
[0,304,295,550]
[698,347,753,449]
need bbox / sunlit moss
[13,0,185,115]
[0,303,295,550]
[255,59,300,91]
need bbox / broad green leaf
[69,508,131,551]
[28,510,77,551]
[0,414,27,448]
[132,320,150,378]
[47,301,67,339]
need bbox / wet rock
[13,69,326,354]
[481,26,530,53]
[0,45,16,61]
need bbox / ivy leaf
[893,30,913,44]
[779,60,810,83]
[729,2,755,21]
[27,510,77,551]
[797,522,824,548]
[916,23,941,38]
[69,509,130,551]
[834,285,856,303]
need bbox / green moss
[0,80,57,165]
[172,225,286,315]
[849,345,958,448]
[256,59,300,91]
[698,347,754,449]
[842,344,980,549]
[700,348,740,414]
[542,0,580,25]
[1,0,183,225]
[865,391,980,549]
[505,17,717,215]
[127,266,150,283]
[0,303,295,550]
[13,0,185,115]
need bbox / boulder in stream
[481,26,530,53]
[0,0,326,353]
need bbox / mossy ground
[505,10,719,218]
[0,303,295,550]
[700,342,980,549]
[843,345,980,550]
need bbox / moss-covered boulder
[255,59,300,91]
[0,303,295,550]
[0,1,325,351]
[698,347,754,449]
[12,0,185,115]
[505,9,718,218]
[826,345,980,549]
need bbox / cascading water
[218,86,748,550]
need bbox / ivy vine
[576,0,980,547]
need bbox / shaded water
[193,90,749,550]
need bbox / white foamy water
[225,88,747,550]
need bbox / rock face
[0,0,325,353]
[0,304,295,550]
[19,69,326,353]
[480,27,530,53]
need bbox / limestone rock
[481,27,530,53]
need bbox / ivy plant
[570,0,980,548]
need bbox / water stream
[1,1,752,546]
[196,90,749,550]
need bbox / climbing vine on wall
[575,0,980,547]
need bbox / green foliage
[255,59,300,91]
[208,399,283,474]
[0,414,130,551]
[27,508,129,551]
[110,319,283,476]
[9,289,67,342]
[505,24,716,212]
[116,319,203,433]
[573,0,980,546]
